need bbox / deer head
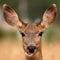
[2,4,57,57]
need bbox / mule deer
[2,4,57,60]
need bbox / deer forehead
[23,24,40,34]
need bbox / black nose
[27,46,36,53]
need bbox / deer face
[19,24,44,56]
[2,4,57,57]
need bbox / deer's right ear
[40,4,57,29]
[37,4,57,32]
[2,4,26,28]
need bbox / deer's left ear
[40,4,57,29]
[2,4,27,28]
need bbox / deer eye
[38,32,43,36]
[21,32,25,37]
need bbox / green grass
[43,24,60,43]
[0,29,17,39]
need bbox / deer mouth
[25,51,35,57]
[25,52,34,57]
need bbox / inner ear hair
[37,4,57,29]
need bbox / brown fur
[2,4,57,60]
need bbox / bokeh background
[0,0,60,60]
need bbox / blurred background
[0,0,60,60]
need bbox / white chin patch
[25,52,33,57]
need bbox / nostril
[27,46,36,50]
[27,46,36,53]
[34,46,36,49]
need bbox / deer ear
[40,4,57,29]
[2,4,26,28]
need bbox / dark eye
[21,32,25,37]
[38,32,43,36]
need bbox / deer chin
[25,52,34,57]
[25,50,36,57]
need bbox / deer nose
[27,46,36,53]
